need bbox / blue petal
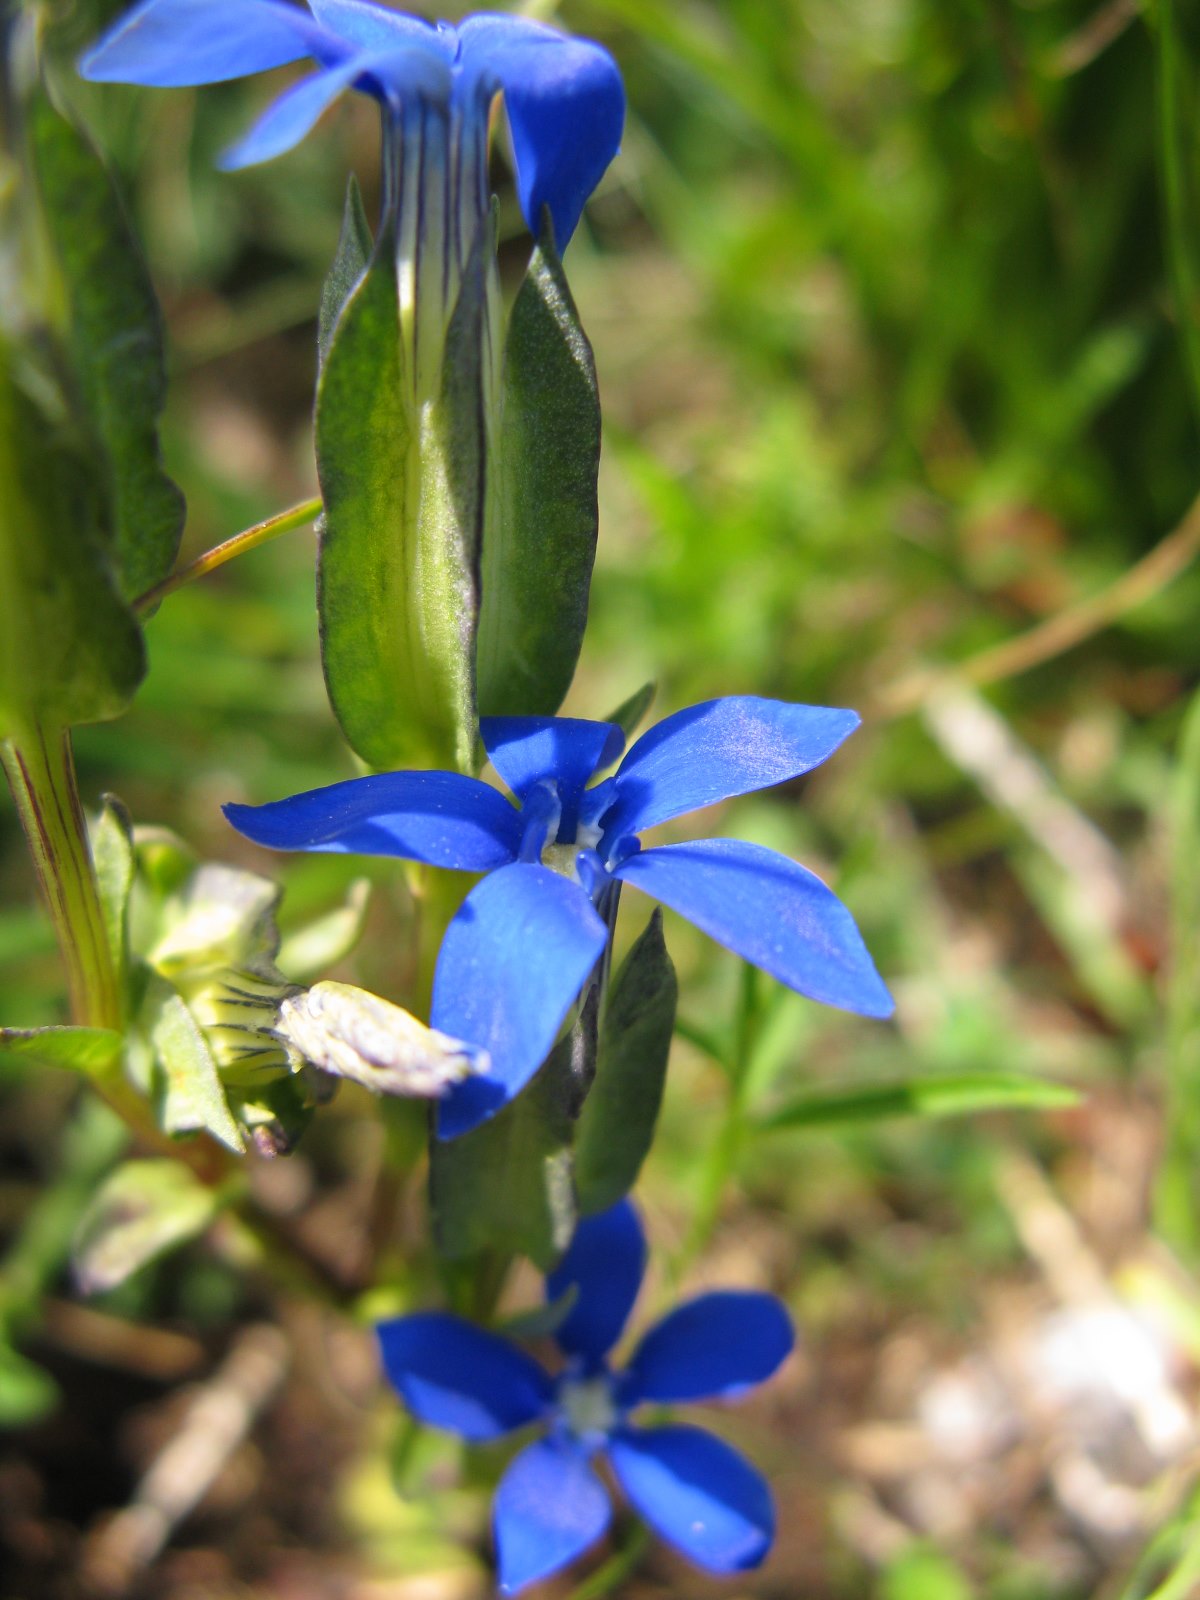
[80,0,327,87]
[615,839,894,1019]
[602,698,860,840]
[308,0,451,57]
[218,46,452,168]
[621,1293,793,1407]
[458,15,624,248]
[546,1200,645,1366]
[377,1313,552,1441]
[607,1425,774,1573]
[481,717,623,811]
[494,1436,611,1595]
[223,772,521,871]
[433,864,609,1139]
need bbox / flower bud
[275,982,488,1099]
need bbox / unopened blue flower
[224,697,893,1138]
[377,1200,794,1594]
[80,0,623,251]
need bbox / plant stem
[1,723,119,1029]
[565,1521,651,1600]
[133,497,322,615]
[686,963,762,1258]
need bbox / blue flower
[376,1200,794,1593]
[79,1,623,253]
[224,697,894,1138]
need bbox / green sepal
[606,682,657,743]
[575,910,677,1216]
[91,794,135,982]
[429,996,597,1270]
[72,1158,223,1295]
[496,1283,579,1342]
[0,339,145,734]
[318,173,373,366]
[477,213,601,718]
[317,220,484,773]
[139,973,245,1153]
[28,89,184,603]
[0,1025,122,1078]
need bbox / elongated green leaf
[319,174,373,366]
[430,1000,597,1270]
[29,92,183,603]
[0,340,145,734]
[142,977,244,1152]
[72,1159,220,1295]
[317,227,481,772]
[0,1025,121,1077]
[755,1072,1080,1133]
[477,217,601,717]
[575,910,677,1215]
[92,794,134,979]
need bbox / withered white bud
[276,982,487,1098]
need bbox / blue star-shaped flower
[224,697,894,1138]
[376,1200,794,1594]
[79,0,624,251]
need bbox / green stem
[685,963,763,1258]
[133,497,322,615]
[1,723,119,1029]
[565,1521,651,1600]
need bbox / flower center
[558,1375,618,1445]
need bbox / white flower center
[559,1375,617,1443]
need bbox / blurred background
[4,0,1200,1595]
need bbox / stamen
[518,781,562,863]
[558,1373,618,1446]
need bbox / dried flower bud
[276,982,487,1099]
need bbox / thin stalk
[565,1521,651,1600]
[686,963,763,1258]
[2,723,119,1029]
[133,497,322,615]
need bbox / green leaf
[317,224,482,772]
[29,91,184,603]
[0,1025,122,1078]
[0,1343,59,1428]
[477,216,601,718]
[575,910,677,1215]
[430,1002,597,1270]
[606,682,656,742]
[0,340,145,734]
[72,1159,221,1295]
[142,977,244,1152]
[92,794,134,979]
[319,174,373,366]
[755,1071,1081,1134]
